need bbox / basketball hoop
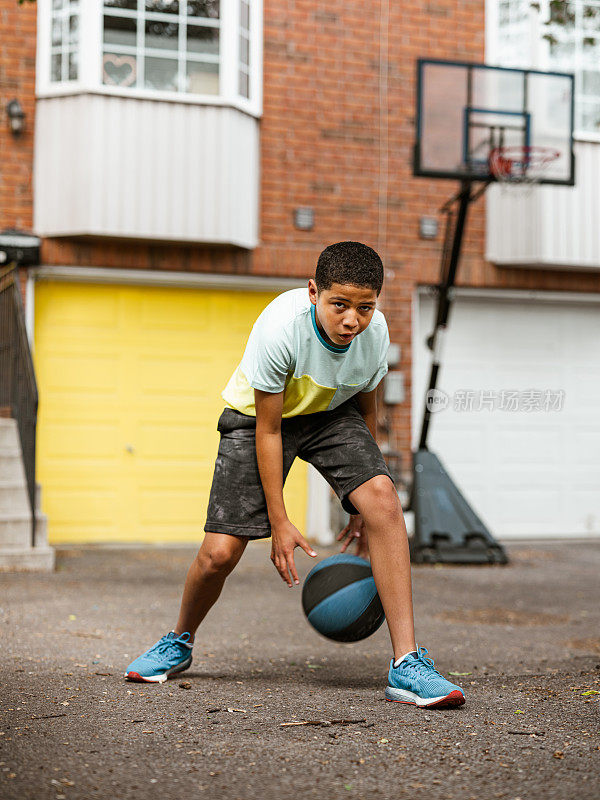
[489,145,561,193]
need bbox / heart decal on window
[103,54,137,87]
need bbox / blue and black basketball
[301,553,385,642]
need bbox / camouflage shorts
[204,399,393,539]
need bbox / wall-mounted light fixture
[0,230,41,266]
[6,99,25,137]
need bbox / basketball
[301,553,385,642]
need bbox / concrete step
[0,546,55,573]
[0,512,33,549]
[33,513,49,549]
[0,422,52,569]
[0,512,50,549]
[0,419,20,450]
[0,444,21,459]
[0,481,30,514]
[0,452,26,482]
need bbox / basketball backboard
[414,59,575,185]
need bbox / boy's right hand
[270,520,317,587]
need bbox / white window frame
[36,0,263,118]
[486,0,600,143]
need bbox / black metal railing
[0,264,38,546]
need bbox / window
[239,0,250,98]
[496,0,531,68]
[491,0,600,136]
[102,1,220,94]
[542,0,600,135]
[50,0,80,82]
[40,0,262,113]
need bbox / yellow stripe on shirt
[223,368,337,417]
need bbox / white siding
[486,141,600,270]
[33,94,259,248]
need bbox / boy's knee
[197,536,245,576]
[356,475,401,521]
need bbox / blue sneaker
[124,631,193,683]
[385,645,465,708]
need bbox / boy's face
[308,280,378,347]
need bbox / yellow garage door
[33,281,307,544]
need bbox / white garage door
[413,292,600,539]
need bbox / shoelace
[400,646,444,679]
[147,634,191,662]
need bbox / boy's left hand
[337,514,369,559]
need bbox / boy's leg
[352,482,464,706]
[347,476,416,661]
[124,531,248,682]
[126,408,279,682]
[298,402,465,706]
[174,531,249,641]
[175,407,297,639]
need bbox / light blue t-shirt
[222,288,389,417]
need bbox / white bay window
[487,0,600,139]
[485,0,600,269]
[37,0,262,115]
[541,0,600,136]
[34,0,262,247]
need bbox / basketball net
[488,145,561,196]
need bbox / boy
[125,242,465,709]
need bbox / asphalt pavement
[2,539,599,799]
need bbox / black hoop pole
[418,180,473,451]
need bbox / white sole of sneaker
[385,685,465,708]
[124,655,192,684]
[124,671,168,683]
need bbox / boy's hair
[315,241,384,295]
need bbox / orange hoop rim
[489,145,561,183]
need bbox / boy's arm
[254,389,317,587]
[254,389,288,526]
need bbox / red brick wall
[256,0,600,466]
[0,0,36,233]
[4,0,600,472]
